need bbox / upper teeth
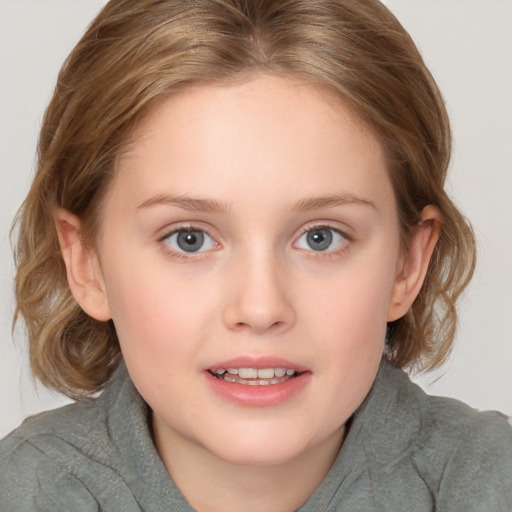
[215,368,296,379]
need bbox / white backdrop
[1,0,511,437]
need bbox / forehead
[109,74,393,214]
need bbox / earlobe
[387,205,441,322]
[54,208,112,321]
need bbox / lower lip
[204,371,311,407]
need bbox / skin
[56,74,439,512]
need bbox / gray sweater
[1,362,511,511]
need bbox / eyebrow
[137,192,377,214]
[137,194,231,214]
[291,193,377,212]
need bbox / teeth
[212,367,297,380]
[239,368,258,378]
[257,368,274,379]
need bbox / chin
[202,428,320,467]
[213,446,303,467]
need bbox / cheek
[103,262,218,359]
[103,267,218,402]
[304,256,397,336]
[300,253,397,390]
[301,261,395,417]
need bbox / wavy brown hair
[13,0,476,399]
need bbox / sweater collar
[104,363,194,511]
[299,360,424,510]
[104,360,424,511]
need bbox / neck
[152,413,345,512]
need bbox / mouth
[208,367,301,386]
[205,360,311,406]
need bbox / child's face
[92,75,405,466]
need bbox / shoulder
[418,390,512,465]
[358,364,512,510]
[0,401,103,510]
[412,384,512,510]
[0,396,139,511]
[1,396,112,463]
[378,364,512,460]
[0,365,157,511]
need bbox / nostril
[222,287,296,334]
[232,318,287,334]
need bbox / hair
[13,0,476,399]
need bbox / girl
[1,1,511,510]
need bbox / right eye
[162,229,217,254]
[295,226,346,252]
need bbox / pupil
[307,229,332,251]
[177,230,204,252]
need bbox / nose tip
[222,260,295,335]
[223,305,292,335]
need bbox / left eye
[163,229,216,253]
[295,227,345,252]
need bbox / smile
[209,367,299,386]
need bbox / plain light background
[1,0,511,437]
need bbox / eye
[295,227,346,252]
[162,229,216,253]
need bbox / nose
[222,252,296,335]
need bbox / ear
[54,208,112,321]
[387,205,440,322]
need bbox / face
[92,75,404,466]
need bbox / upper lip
[206,356,309,372]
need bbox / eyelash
[158,224,218,260]
[158,223,352,260]
[294,224,352,258]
